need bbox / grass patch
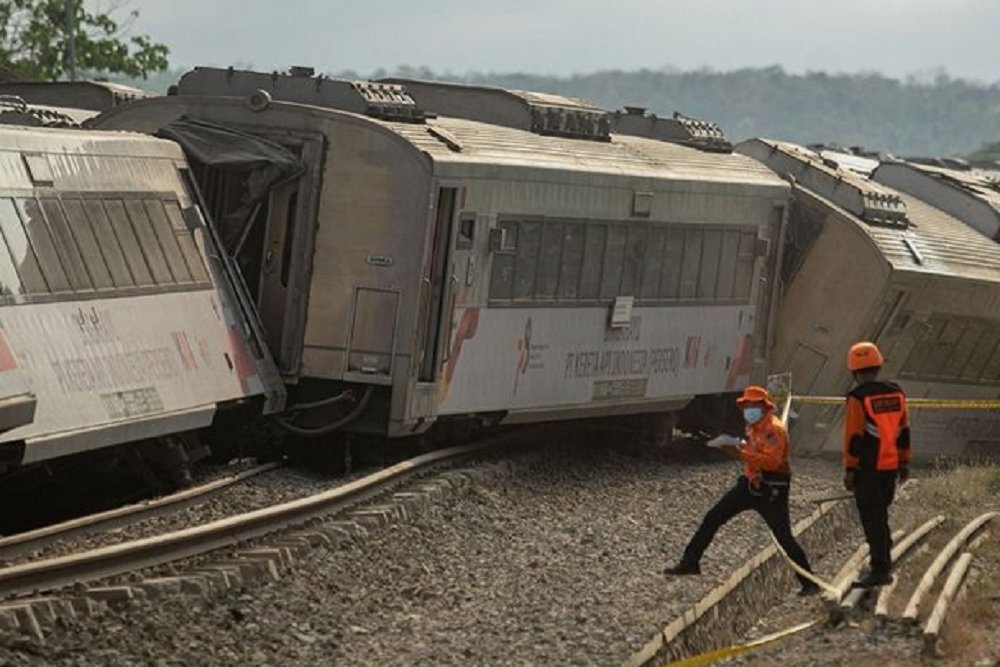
[917,465,1000,514]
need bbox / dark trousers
[853,469,897,575]
[682,475,813,585]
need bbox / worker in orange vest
[843,341,911,588]
[664,385,820,596]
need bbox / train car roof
[380,114,785,188]
[737,138,1000,283]
[874,160,1000,229]
[0,122,184,159]
[94,94,788,191]
[0,80,154,111]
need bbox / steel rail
[0,462,284,560]
[0,430,524,599]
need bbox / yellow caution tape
[661,619,821,666]
[790,396,1000,409]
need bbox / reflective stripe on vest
[862,391,905,470]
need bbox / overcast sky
[119,0,999,83]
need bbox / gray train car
[873,160,1000,242]
[0,122,284,483]
[737,139,1000,460]
[93,67,791,438]
[0,80,152,113]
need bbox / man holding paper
[664,385,820,596]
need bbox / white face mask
[743,407,764,424]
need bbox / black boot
[664,560,701,575]
[852,570,893,588]
[798,581,821,597]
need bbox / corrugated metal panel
[385,117,784,187]
[0,124,183,160]
[0,125,186,193]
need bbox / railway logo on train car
[366,254,394,267]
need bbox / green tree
[0,0,168,81]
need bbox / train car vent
[350,82,425,124]
[528,105,611,142]
[610,109,732,153]
[861,191,909,229]
[376,79,611,142]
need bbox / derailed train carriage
[92,66,792,439]
[0,111,284,492]
[736,139,1000,460]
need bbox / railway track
[0,435,993,666]
[0,462,283,562]
[0,428,526,602]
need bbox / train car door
[418,187,458,383]
[256,180,299,370]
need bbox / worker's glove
[898,464,910,484]
[843,470,855,491]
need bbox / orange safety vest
[740,412,791,484]
[844,381,910,472]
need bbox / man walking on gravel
[664,386,820,596]
[842,341,911,589]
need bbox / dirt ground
[716,462,1000,667]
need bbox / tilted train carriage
[737,139,1000,460]
[0,120,284,487]
[93,67,792,439]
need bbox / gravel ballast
[0,433,855,666]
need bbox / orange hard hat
[735,385,774,409]
[848,342,884,371]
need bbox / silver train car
[737,139,1000,460]
[93,67,792,439]
[0,120,284,485]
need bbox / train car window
[698,229,723,300]
[557,223,585,300]
[977,329,1000,382]
[17,199,70,293]
[163,202,210,284]
[716,230,740,300]
[104,200,154,286]
[620,225,647,297]
[580,224,605,300]
[660,228,684,299]
[679,228,703,299]
[945,320,984,380]
[901,317,946,378]
[61,199,114,289]
[83,200,136,288]
[0,199,29,295]
[456,214,475,250]
[124,199,173,285]
[535,222,563,300]
[144,200,192,283]
[960,328,999,382]
[923,319,968,378]
[600,226,627,299]
[732,229,757,301]
[513,221,542,300]
[640,227,665,300]
[280,192,298,288]
[39,199,93,291]
[489,221,517,301]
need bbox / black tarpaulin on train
[157,116,303,204]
